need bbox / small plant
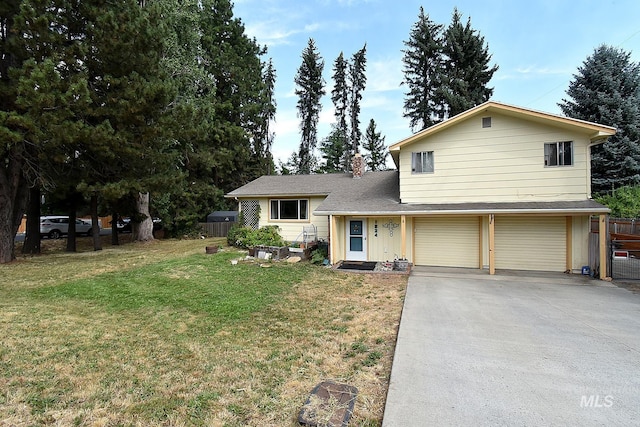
[362,351,382,367]
[351,341,368,354]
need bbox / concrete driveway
[383,268,640,426]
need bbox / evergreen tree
[279,150,318,175]
[294,38,325,174]
[331,52,349,139]
[1,0,98,260]
[319,125,348,173]
[0,0,31,262]
[402,7,445,132]
[257,58,277,175]
[84,0,175,242]
[559,45,640,194]
[441,8,498,118]
[349,44,367,155]
[161,0,273,234]
[362,119,387,171]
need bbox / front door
[346,219,367,261]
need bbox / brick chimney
[352,153,364,179]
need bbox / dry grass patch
[0,238,406,426]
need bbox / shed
[207,211,238,223]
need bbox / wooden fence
[198,222,235,238]
[591,217,640,235]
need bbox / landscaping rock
[298,381,357,427]
[287,256,302,263]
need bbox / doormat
[338,261,377,271]
[298,381,358,427]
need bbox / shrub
[227,225,285,249]
[310,246,328,265]
[252,226,286,247]
[595,185,640,218]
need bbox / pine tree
[0,0,31,262]
[319,125,348,173]
[84,0,175,242]
[402,7,445,132]
[1,0,97,259]
[295,38,325,174]
[331,52,349,138]
[349,44,367,155]
[362,119,387,171]
[161,0,272,233]
[441,8,498,118]
[559,45,640,194]
[257,58,277,175]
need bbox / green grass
[29,251,305,321]
[0,238,407,426]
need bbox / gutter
[314,208,610,216]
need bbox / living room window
[544,141,573,166]
[270,199,308,220]
[412,151,434,173]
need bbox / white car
[40,216,99,239]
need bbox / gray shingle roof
[226,171,609,215]
[226,172,357,197]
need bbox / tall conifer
[560,45,640,194]
[294,38,325,174]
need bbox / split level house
[226,101,615,278]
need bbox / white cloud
[497,66,573,81]
[367,56,404,92]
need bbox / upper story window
[270,199,308,220]
[412,151,434,173]
[544,141,573,167]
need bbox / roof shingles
[226,171,609,215]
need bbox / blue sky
[233,0,640,165]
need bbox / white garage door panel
[495,217,566,271]
[415,217,479,268]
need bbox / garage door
[495,217,566,271]
[414,217,479,268]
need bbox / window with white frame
[544,141,573,166]
[270,199,308,220]
[412,151,434,173]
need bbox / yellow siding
[367,217,404,261]
[399,113,592,203]
[571,215,590,272]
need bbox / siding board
[399,113,591,203]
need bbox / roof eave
[389,101,617,151]
[226,192,330,199]
[314,207,610,216]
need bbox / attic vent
[482,117,492,128]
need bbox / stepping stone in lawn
[298,381,358,427]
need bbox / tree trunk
[66,209,77,252]
[90,193,102,251]
[133,192,154,241]
[0,147,29,264]
[22,186,41,255]
[111,211,120,246]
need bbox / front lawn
[0,238,407,426]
